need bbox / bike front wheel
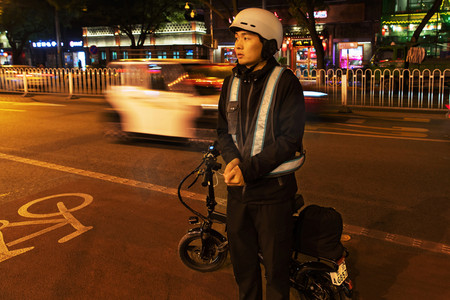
[178,231,228,272]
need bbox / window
[157,51,167,59]
[173,51,180,59]
[112,51,117,60]
[123,51,128,59]
[101,52,106,60]
[186,49,193,59]
[375,49,394,62]
[395,0,435,12]
[146,51,152,58]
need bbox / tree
[0,0,53,65]
[410,0,444,44]
[45,0,85,67]
[83,0,187,49]
[288,0,326,70]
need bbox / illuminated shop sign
[69,41,83,47]
[32,41,63,48]
[293,40,313,47]
[314,11,327,19]
[32,41,82,48]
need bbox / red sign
[89,45,98,55]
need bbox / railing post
[22,72,30,97]
[67,71,77,99]
[339,73,351,113]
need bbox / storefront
[220,46,237,64]
[338,42,363,69]
[0,50,12,65]
[63,41,86,69]
[291,39,317,74]
[29,40,87,68]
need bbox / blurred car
[303,90,329,115]
[103,59,328,143]
[103,59,233,143]
[0,65,55,92]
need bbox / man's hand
[223,158,245,186]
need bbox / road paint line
[346,118,366,124]
[0,151,446,254]
[0,108,25,112]
[336,123,429,133]
[344,224,450,256]
[305,129,450,143]
[12,102,64,107]
[391,126,429,133]
[403,117,430,123]
[0,101,64,107]
[328,126,428,138]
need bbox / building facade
[82,21,211,67]
[379,0,450,57]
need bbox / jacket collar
[233,57,279,82]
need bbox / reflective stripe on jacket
[227,66,305,177]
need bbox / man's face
[234,30,263,68]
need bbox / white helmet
[230,8,283,49]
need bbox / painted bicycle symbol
[0,193,93,263]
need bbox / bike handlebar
[177,142,222,223]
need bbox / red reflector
[336,256,346,265]
[346,279,353,290]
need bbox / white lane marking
[1,151,449,255]
[0,101,64,107]
[0,108,25,112]
[13,102,64,107]
[305,130,449,143]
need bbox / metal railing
[301,68,450,111]
[1,66,449,111]
[0,67,122,97]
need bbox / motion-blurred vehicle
[103,59,328,143]
[103,59,233,143]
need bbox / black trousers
[227,193,294,300]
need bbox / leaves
[82,0,187,48]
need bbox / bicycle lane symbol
[0,193,93,263]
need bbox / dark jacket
[217,57,305,203]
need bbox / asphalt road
[0,93,449,299]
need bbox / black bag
[293,204,344,261]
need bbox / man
[217,8,306,300]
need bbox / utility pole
[210,0,214,62]
[54,7,63,68]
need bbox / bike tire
[178,231,227,272]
